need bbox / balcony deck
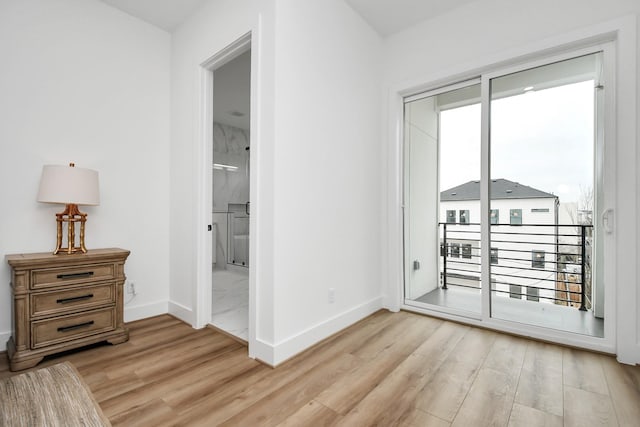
[412,286,604,338]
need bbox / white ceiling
[96,0,478,131]
[99,0,207,32]
[344,0,480,36]
[100,0,479,36]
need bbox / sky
[439,80,595,205]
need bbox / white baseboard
[168,300,193,325]
[250,338,276,366]
[618,343,640,365]
[124,300,168,323]
[264,297,383,367]
[0,330,11,352]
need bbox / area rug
[0,361,111,427]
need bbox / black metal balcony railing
[439,222,593,311]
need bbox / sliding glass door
[488,52,603,336]
[404,46,611,339]
[404,82,481,316]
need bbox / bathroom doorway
[211,49,251,341]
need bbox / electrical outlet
[328,288,335,303]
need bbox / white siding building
[439,179,568,304]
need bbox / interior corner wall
[0,0,172,350]
[381,0,640,363]
[270,0,383,364]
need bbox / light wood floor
[1,311,639,426]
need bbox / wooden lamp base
[54,203,88,255]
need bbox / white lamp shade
[37,165,100,205]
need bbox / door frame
[384,16,637,361]
[194,32,254,345]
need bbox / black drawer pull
[56,271,94,280]
[57,321,94,333]
[56,294,94,304]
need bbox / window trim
[490,209,499,224]
[450,243,460,258]
[490,247,499,264]
[462,243,472,259]
[459,210,469,225]
[446,210,456,223]
[510,209,522,225]
[532,250,546,269]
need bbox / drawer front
[31,283,115,318]
[31,263,115,289]
[31,307,115,349]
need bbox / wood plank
[174,311,398,425]
[451,367,517,427]
[2,312,637,427]
[450,334,527,427]
[109,398,177,427]
[333,321,469,426]
[600,356,640,426]
[563,385,617,426]
[397,407,451,427]
[275,400,341,427]
[99,343,247,416]
[415,327,498,422]
[315,314,442,414]
[507,403,563,427]
[514,341,563,416]
[563,347,609,394]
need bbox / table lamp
[37,163,100,254]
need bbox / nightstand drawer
[31,307,116,349]
[31,283,115,318]
[31,263,115,289]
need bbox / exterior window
[450,243,460,258]
[490,247,498,264]
[532,250,545,268]
[446,210,456,223]
[509,284,521,299]
[490,209,499,224]
[531,208,549,213]
[459,210,469,224]
[462,244,472,259]
[527,287,539,302]
[510,209,522,225]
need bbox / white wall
[382,0,639,363]
[169,0,277,357]
[270,0,382,362]
[170,0,382,365]
[405,97,439,299]
[169,0,274,334]
[0,0,172,349]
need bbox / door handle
[245,202,250,216]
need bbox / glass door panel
[404,83,481,315]
[489,53,603,336]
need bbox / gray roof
[440,179,557,201]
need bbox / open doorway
[210,49,251,342]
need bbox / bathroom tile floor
[211,268,249,341]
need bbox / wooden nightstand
[5,248,130,371]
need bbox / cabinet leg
[9,356,45,372]
[107,330,129,345]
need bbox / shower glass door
[227,203,250,267]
